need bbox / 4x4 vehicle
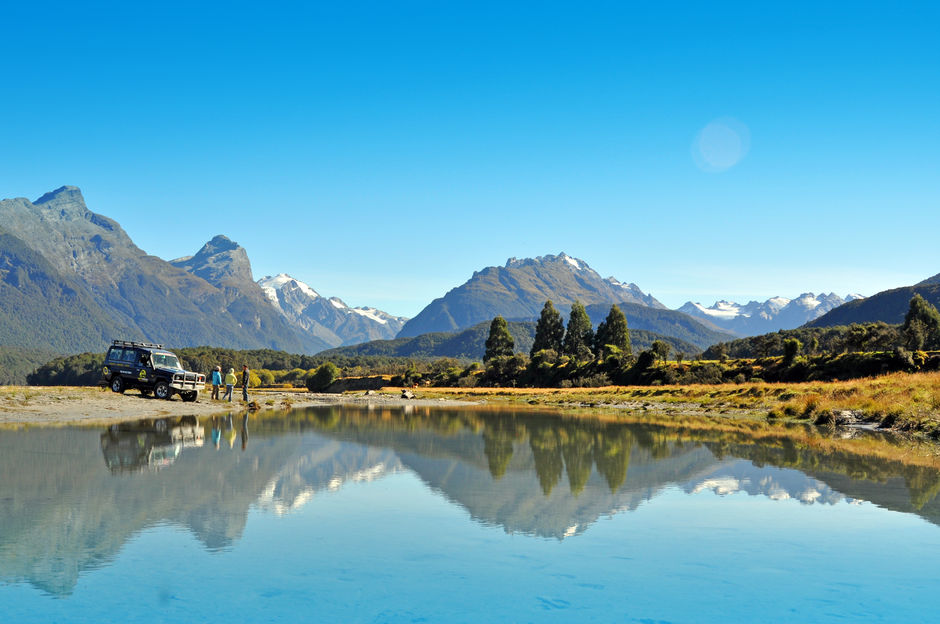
[103,340,205,402]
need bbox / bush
[257,369,275,386]
[306,362,340,392]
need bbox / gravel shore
[0,386,478,426]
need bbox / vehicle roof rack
[111,340,165,349]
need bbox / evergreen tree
[902,294,940,350]
[650,339,670,365]
[483,316,515,362]
[530,300,565,356]
[562,301,595,361]
[783,337,802,364]
[594,304,631,357]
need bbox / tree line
[485,300,633,363]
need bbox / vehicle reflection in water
[1,405,940,598]
[100,416,204,473]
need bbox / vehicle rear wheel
[181,391,198,403]
[110,376,124,393]
[154,418,167,432]
[154,381,171,400]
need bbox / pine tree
[902,294,940,350]
[594,304,631,357]
[530,300,565,356]
[484,316,515,362]
[562,301,595,361]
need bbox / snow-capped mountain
[678,293,865,336]
[258,273,408,347]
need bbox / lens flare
[692,117,750,172]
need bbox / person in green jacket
[223,368,237,402]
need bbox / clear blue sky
[2,1,938,316]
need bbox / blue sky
[2,1,938,316]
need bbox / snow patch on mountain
[351,307,390,325]
[560,253,583,270]
[684,301,743,320]
[259,273,321,311]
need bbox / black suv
[103,340,205,402]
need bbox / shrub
[306,362,340,392]
[257,369,275,386]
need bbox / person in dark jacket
[241,364,250,402]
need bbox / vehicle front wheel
[181,391,198,403]
[154,381,171,400]
[110,376,124,393]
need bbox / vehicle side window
[106,348,121,362]
[120,349,137,363]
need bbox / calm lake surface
[2,405,940,623]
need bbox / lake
[2,405,939,623]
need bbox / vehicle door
[135,349,152,384]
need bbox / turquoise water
[2,406,939,622]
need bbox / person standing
[223,367,237,402]
[210,365,222,400]
[241,364,250,403]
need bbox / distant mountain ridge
[807,282,940,329]
[398,253,666,338]
[679,293,864,336]
[257,273,407,347]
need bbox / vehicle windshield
[151,353,183,370]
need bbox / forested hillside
[808,284,940,328]
[319,321,702,361]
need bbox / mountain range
[679,293,864,336]
[0,186,882,365]
[0,187,405,355]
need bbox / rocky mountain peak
[34,185,85,208]
[171,235,254,287]
[202,234,240,254]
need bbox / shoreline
[0,386,479,427]
[4,374,940,442]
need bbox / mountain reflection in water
[1,405,939,597]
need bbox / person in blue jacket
[210,365,222,400]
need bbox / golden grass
[371,372,940,436]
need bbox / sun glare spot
[692,117,751,172]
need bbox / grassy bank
[373,371,940,438]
